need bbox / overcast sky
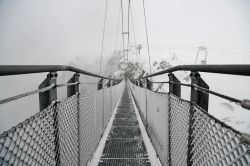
[0,0,249,66]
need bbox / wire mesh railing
[168,94,190,166]
[0,71,124,166]
[145,90,169,165]
[1,64,250,166]
[58,94,79,166]
[190,105,250,165]
[79,82,124,165]
[129,81,250,166]
[0,102,58,166]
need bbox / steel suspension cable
[114,5,121,54]
[121,0,125,62]
[142,0,152,75]
[99,0,109,75]
[194,48,200,64]
[130,3,139,63]
[127,0,131,63]
[130,5,137,46]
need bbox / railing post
[67,73,80,97]
[189,71,209,165]
[135,80,138,86]
[107,80,111,88]
[98,79,103,90]
[190,72,209,111]
[111,80,114,87]
[139,80,143,88]
[39,72,57,111]
[66,73,80,165]
[146,78,152,90]
[168,73,181,97]
[190,72,199,104]
[39,72,59,165]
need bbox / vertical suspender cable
[99,0,109,75]
[114,5,121,54]
[127,0,131,63]
[130,3,139,64]
[194,48,200,64]
[121,0,125,62]
[142,0,152,75]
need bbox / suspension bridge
[1,0,250,165]
[0,65,250,166]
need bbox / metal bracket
[39,72,57,111]
[67,73,80,97]
[98,79,104,90]
[146,78,152,90]
[107,80,111,88]
[190,72,209,111]
[241,99,250,110]
[241,132,250,144]
[139,80,143,88]
[168,73,181,97]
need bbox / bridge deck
[98,86,151,166]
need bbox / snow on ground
[124,46,250,134]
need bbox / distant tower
[172,52,177,60]
[195,46,207,64]
[137,44,143,55]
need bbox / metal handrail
[0,65,119,80]
[0,84,56,105]
[150,81,241,103]
[136,64,250,79]
[0,79,123,105]
[132,64,250,109]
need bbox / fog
[0,0,250,132]
[1,0,250,65]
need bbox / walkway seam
[100,158,149,159]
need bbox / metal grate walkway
[98,85,151,166]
